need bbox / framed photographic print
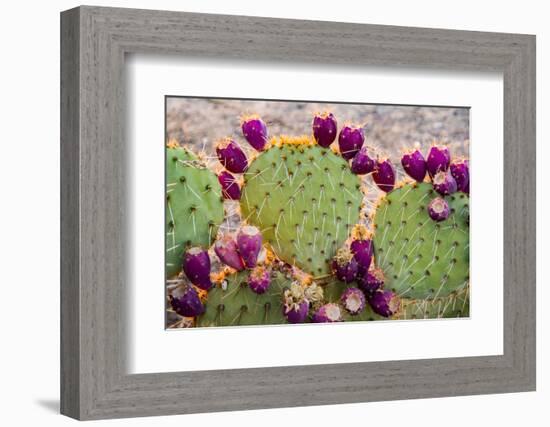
[61,6,536,420]
[163,96,471,330]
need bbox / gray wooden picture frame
[60,5,536,420]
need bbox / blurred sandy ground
[166,98,469,161]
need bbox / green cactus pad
[196,269,291,327]
[166,145,225,278]
[240,140,363,277]
[322,281,385,321]
[373,182,469,300]
[395,286,470,320]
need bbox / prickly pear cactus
[240,137,363,277]
[372,182,469,300]
[322,281,385,321]
[196,269,291,327]
[166,144,225,278]
[395,286,470,319]
[167,106,471,329]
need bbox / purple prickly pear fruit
[241,114,268,151]
[350,224,373,276]
[340,287,366,315]
[367,289,400,317]
[426,144,451,177]
[332,246,359,283]
[215,138,248,174]
[236,225,263,268]
[427,197,450,222]
[357,267,385,294]
[401,145,427,182]
[214,235,245,271]
[432,170,458,196]
[372,158,396,193]
[450,159,470,193]
[283,282,309,323]
[351,146,376,175]
[338,124,365,160]
[248,266,271,294]
[312,112,338,148]
[182,247,212,290]
[169,284,205,317]
[284,300,309,324]
[312,303,343,323]
[350,239,373,276]
[218,171,241,200]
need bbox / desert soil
[167,97,469,162]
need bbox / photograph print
[165,97,470,329]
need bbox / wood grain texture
[60,6,536,420]
[60,7,80,419]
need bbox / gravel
[166,97,469,160]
